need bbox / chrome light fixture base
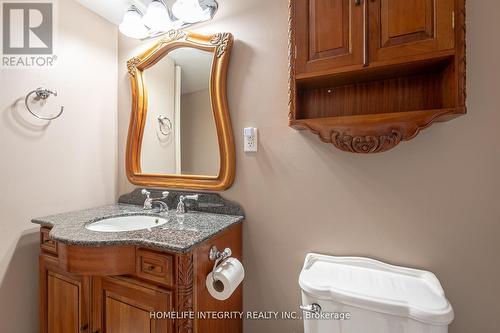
[120,0,219,40]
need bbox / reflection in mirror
[141,47,219,176]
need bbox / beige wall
[181,89,219,175]
[141,56,178,174]
[0,0,118,332]
[119,1,500,332]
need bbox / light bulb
[172,0,211,24]
[119,7,149,39]
[143,0,173,32]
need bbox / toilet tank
[299,254,454,333]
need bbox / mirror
[141,48,219,176]
[126,31,235,191]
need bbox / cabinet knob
[354,0,362,5]
[80,324,88,331]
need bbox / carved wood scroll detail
[290,107,456,153]
[288,0,296,120]
[458,1,467,107]
[127,57,141,76]
[210,33,231,57]
[332,130,403,153]
[159,30,187,46]
[176,253,194,333]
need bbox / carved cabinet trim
[176,253,194,333]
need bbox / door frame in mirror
[126,31,235,191]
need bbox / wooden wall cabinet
[289,0,466,153]
[39,224,242,333]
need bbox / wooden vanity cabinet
[289,0,466,153]
[38,224,243,333]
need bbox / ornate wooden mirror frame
[126,31,235,191]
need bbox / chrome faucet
[176,195,199,215]
[142,189,169,213]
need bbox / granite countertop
[32,204,244,253]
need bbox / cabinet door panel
[39,255,90,333]
[370,0,455,62]
[295,0,364,74]
[310,0,348,59]
[383,0,432,46]
[47,273,80,333]
[105,297,152,333]
[92,277,172,333]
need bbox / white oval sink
[86,215,168,232]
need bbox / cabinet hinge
[452,11,455,29]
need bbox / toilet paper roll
[206,258,245,301]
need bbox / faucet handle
[181,194,199,202]
[177,194,199,214]
[142,189,169,201]
[141,189,151,199]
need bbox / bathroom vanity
[33,190,244,333]
[33,31,242,333]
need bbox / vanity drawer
[135,249,173,287]
[40,227,58,255]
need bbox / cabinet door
[92,276,173,333]
[39,255,91,333]
[295,0,365,74]
[369,0,455,63]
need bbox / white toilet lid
[299,253,454,325]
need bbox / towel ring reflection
[25,88,64,120]
[158,115,172,136]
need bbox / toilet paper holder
[209,246,232,281]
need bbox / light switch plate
[244,127,258,152]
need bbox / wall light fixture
[119,0,218,40]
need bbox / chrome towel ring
[25,87,64,120]
[157,115,172,136]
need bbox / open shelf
[295,57,455,119]
[289,56,465,153]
